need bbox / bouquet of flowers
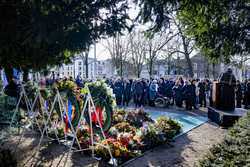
[138,123,166,150]
[154,116,182,140]
[76,127,91,149]
[125,108,154,127]
[111,122,137,135]
[112,109,126,125]
[95,138,136,162]
[56,80,76,92]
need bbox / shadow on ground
[1,129,98,167]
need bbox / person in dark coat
[76,75,83,87]
[123,79,131,106]
[4,79,19,98]
[133,79,144,108]
[142,78,149,106]
[244,79,250,109]
[113,78,124,106]
[172,80,183,107]
[166,79,175,105]
[235,80,242,108]
[190,79,198,109]
[183,80,197,110]
[198,80,206,107]
[157,78,166,97]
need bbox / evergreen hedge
[197,112,250,167]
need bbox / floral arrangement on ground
[76,108,182,165]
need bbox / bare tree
[128,30,146,78]
[105,33,130,77]
[144,30,178,77]
[167,16,195,77]
[230,52,250,78]
[78,47,90,78]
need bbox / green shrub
[0,149,17,167]
[197,112,250,167]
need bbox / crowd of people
[104,77,208,110]
[100,76,250,110]
[3,71,250,111]
[49,74,250,110]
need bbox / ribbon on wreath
[91,106,104,127]
[63,99,75,133]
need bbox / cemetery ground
[0,106,226,167]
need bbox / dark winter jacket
[113,81,124,98]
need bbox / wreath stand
[3,82,45,155]
[29,88,66,142]
[33,86,116,166]
[9,83,42,131]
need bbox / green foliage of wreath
[81,81,116,109]
[82,81,115,133]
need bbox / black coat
[123,83,131,99]
[198,82,206,95]
[134,81,144,95]
[113,81,124,98]
[172,85,183,102]
[183,84,196,100]
[236,84,242,100]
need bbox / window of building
[79,62,81,65]
[79,72,81,75]
[79,67,81,70]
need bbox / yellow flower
[114,149,120,157]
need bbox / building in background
[57,52,250,81]
[58,54,115,79]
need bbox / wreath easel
[34,86,115,165]
[5,80,116,166]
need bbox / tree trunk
[206,62,210,78]
[23,68,29,82]
[184,53,193,77]
[148,59,153,78]
[120,59,123,77]
[212,63,216,79]
[4,66,13,83]
[136,66,141,78]
[85,52,88,78]
[180,33,194,78]
[167,57,171,75]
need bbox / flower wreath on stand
[81,81,116,134]
[53,80,81,134]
